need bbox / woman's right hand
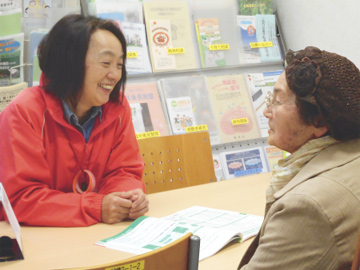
[101,192,133,224]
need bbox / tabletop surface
[1,172,271,270]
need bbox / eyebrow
[98,49,124,59]
[273,87,282,95]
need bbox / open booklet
[96,206,263,261]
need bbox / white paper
[97,206,263,261]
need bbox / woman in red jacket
[0,14,149,227]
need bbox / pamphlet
[165,96,196,134]
[97,206,263,261]
[238,14,282,64]
[143,1,198,72]
[256,15,282,62]
[195,18,226,68]
[121,22,152,75]
[148,19,176,71]
[126,82,169,136]
[207,74,260,144]
[237,15,259,63]
[158,75,220,145]
[0,33,24,86]
[220,147,269,180]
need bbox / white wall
[273,0,360,68]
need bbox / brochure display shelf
[1,0,287,180]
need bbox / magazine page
[159,75,220,145]
[97,206,263,261]
[219,147,269,180]
[0,82,27,112]
[126,82,169,136]
[245,70,282,137]
[0,33,24,86]
[143,1,199,72]
[206,74,260,144]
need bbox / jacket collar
[39,73,125,129]
[274,138,360,199]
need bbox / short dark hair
[38,14,127,103]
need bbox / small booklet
[96,206,263,261]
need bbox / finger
[129,206,149,219]
[131,194,145,209]
[115,197,133,209]
[131,196,148,212]
[113,191,132,199]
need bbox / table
[1,172,271,270]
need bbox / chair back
[351,230,360,270]
[69,233,200,270]
[137,132,216,194]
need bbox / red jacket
[0,83,145,227]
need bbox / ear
[313,125,329,138]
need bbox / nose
[263,105,272,118]
[107,65,122,81]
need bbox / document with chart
[97,206,263,261]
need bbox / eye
[273,100,282,106]
[102,62,110,66]
[117,63,123,69]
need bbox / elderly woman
[238,46,360,269]
[0,14,149,227]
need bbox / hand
[101,192,133,224]
[127,189,149,220]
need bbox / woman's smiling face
[77,29,124,114]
